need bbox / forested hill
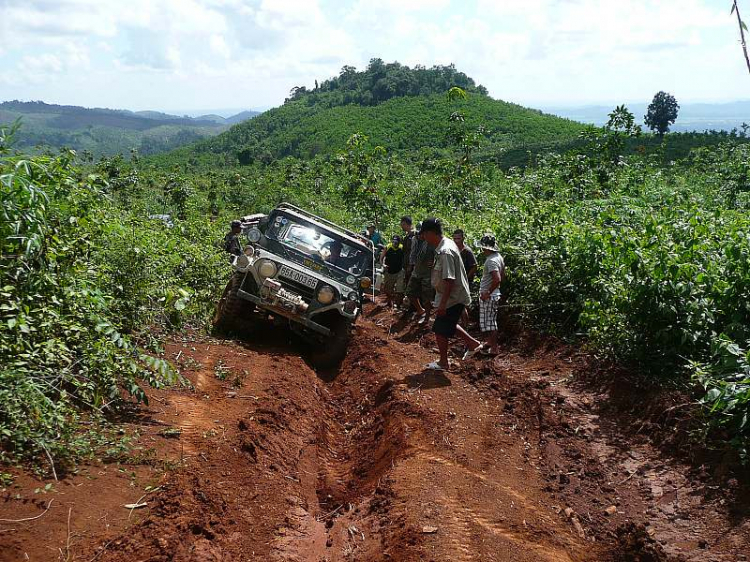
[162,61,585,167]
[285,59,488,105]
[0,101,260,157]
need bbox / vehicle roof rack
[276,202,373,249]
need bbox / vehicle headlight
[257,259,277,279]
[317,285,335,305]
[244,246,255,257]
[348,292,358,301]
[346,275,356,286]
[236,254,251,269]
[360,277,372,289]
[247,228,262,243]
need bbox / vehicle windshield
[267,213,371,276]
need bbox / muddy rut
[2,304,748,561]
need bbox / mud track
[2,304,748,561]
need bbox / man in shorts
[381,235,405,308]
[478,234,505,356]
[406,225,435,325]
[419,218,482,371]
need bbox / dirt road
[2,304,748,561]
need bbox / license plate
[279,265,318,289]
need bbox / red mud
[1,303,748,561]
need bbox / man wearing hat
[478,234,505,356]
[224,219,244,259]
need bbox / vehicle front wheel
[212,272,256,333]
[308,315,353,370]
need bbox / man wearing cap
[419,218,483,371]
[478,234,505,356]
[224,220,243,258]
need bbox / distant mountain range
[543,101,750,133]
[0,101,261,156]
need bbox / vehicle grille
[278,278,317,301]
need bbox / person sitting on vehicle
[224,220,243,258]
[367,224,385,248]
[381,235,405,308]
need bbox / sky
[0,0,747,113]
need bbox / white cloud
[0,0,745,110]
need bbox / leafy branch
[733,0,750,75]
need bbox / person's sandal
[462,344,485,360]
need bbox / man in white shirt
[419,218,482,371]
[478,234,505,356]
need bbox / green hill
[0,101,259,157]
[180,93,583,164]
[152,60,738,170]
[165,61,584,167]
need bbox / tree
[644,92,679,138]
[732,1,750,75]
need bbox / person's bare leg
[422,301,432,324]
[455,324,481,351]
[410,296,425,316]
[488,330,498,354]
[460,307,469,327]
[436,334,450,368]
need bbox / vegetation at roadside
[0,121,229,474]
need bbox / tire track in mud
[268,335,427,561]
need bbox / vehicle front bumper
[237,288,358,337]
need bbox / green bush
[0,129,227,472]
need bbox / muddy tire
[308,315,352,370]
[212,272,256,333]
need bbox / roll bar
[276,202,373,249]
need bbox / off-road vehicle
[213,203,375,367]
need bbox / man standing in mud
[224,219,243,259]
[478,234,505,356]
[420,218,483,371]
[406,225,435,325]
[400,216,416,287]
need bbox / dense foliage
[0,122,229,473]
[287,59,488,105]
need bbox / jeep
[213,203,375,367]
